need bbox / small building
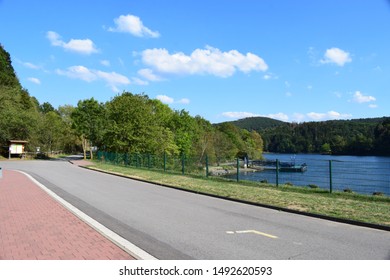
[8,140,28,159]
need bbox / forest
[228,116,390,156]
[0,44,263,163]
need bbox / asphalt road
[1,158,390,260]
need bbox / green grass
[87,162,390,227]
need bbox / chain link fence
[96,151,390,196]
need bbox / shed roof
[9,140,28,144]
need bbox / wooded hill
[226,116,390,156]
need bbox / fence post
[276,159,279,187]
[236,158,240,182]
[148,154,151,169]
[182,153,185,175]
[206,155,209,178]
[329,160,333,193]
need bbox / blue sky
[1,0,389,123]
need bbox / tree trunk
[82,136,87,160]
[89,140,93,160]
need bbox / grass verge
[87,162,390,228]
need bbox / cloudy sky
[1,0,389,123]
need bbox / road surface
[1,158,389,260]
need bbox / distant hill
[221,116,390,156]
[220,117,288,131]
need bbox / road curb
[83,166,390,233]
[17,170,158,260]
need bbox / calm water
[230,153,390,196]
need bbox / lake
[229,153,390,196]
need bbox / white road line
[229,230,278,239]
[17,170,157,260]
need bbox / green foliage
[0,44,20,88]
[215,122,263,160]
[374,118,390,155]
[71,98,105,159]
[231,116,390,156]
[225,116,287,131]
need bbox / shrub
[373,192,384,196]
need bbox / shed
[8,140,28,159]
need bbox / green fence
[97,151,213,177]
[96,151,390,196]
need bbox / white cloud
[263,72,278,80]
[178,98,190,104]
[292,113,306,122]
[156,95,174,104]
[352,91,376,103]
[156,95,190,105]
[221,111,353,122]
[47,31,98,55]
[307,111,352,121]
[320,47,352,66]
[56,65,97,82]
[130,77,149,86]
[221,112,288,122]
[138,68,164,81]
[56,65,130,91]
[266,113,289,122]
[141,46,268,78]
[100,60,111,67]
[96,70,130,86]
[27,77,41,85]
[108,14,160,38]
[23,62,40,69]
[222,112,260,119]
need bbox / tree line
[0,44,263,162]
[231,116,390,156]
[69,93,264,162]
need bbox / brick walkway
[0,169,135,260]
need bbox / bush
[373,192,384,196]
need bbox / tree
[104,92,176,154]
[213,130,237,164]
[374,119,390,155]
[36,111,64,153]
[71,98,105,159]
[320,143,332,154]
[57,105,80,154]
[191,116,215,163]
[170,110,197,156]
[39,102,55,114]
[0,44,20,88]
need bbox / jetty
[250,159,308,173]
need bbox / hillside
[223,116,390,156]
[220,117,288,131]
[0,44,21,88]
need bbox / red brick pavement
[0,170,135,260]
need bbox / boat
[279,162,307,172]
